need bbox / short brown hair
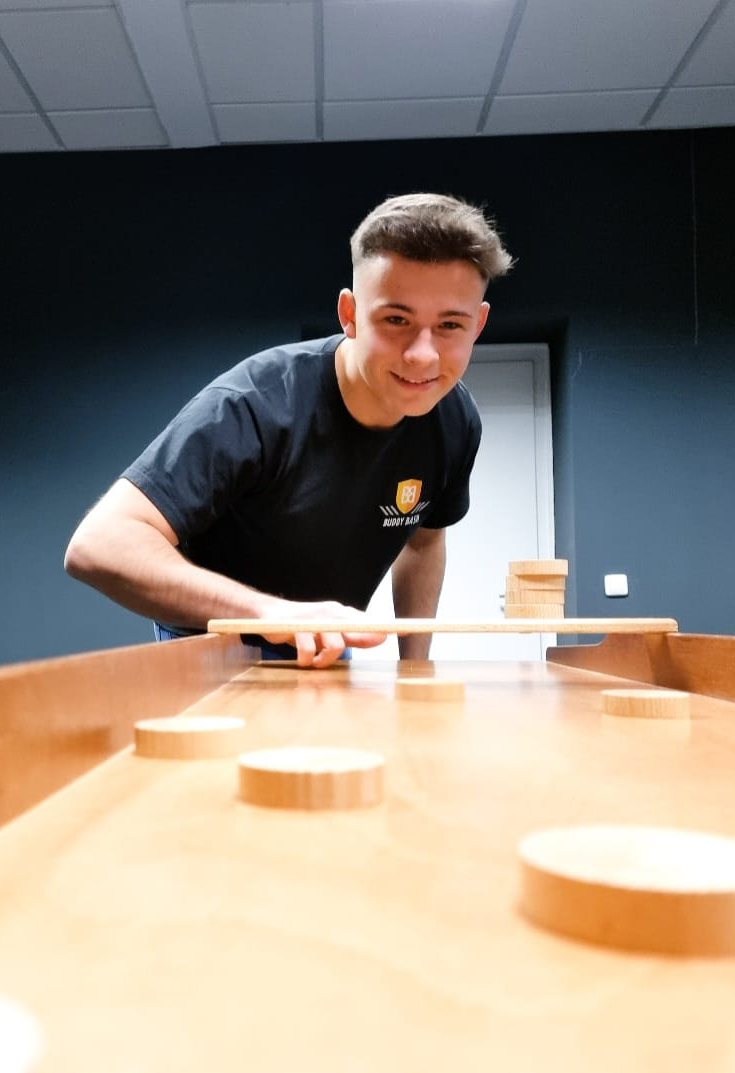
[350,192,513,285]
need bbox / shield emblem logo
[396,479,422,515]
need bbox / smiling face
[335,253,490,428]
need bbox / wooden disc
[504,587,567,604]
[505,604,565,618]
[505,574,566,591]
[519,824,735,955]
[395,677,465,701]
[0,995,44,1073]
[602,688,690,719]
[237,746,385,810]
[135,715,247,759]
[509,559,568,577]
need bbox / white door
[356,344,556,661]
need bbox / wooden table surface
[2,657,735,1073]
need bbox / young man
[65,193,512,667]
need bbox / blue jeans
[153,623,350,661]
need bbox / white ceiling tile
[324,0,515,100]
[0,48,32,111]
[116,0,215,146]
[485,90,659,136]
[0,111,57,150]
[51,107,166,149]
[189,2,315,103]
[500,0,717,94]
[0,9,151,110]
[214,101,316,142]
[189,0,311,4]
[647,85,735,128]
[0,0,111,8]
[324,98,482,141]
[0,0,732,151]
[677,2,735,86]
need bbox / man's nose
[403,328,439,362]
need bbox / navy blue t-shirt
[122,335,481,620]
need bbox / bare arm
[391,526,446,660]
[64,479,385,668]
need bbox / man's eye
[385,315,407,326]
[440,321,462,331]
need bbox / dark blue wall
[1,128,733,663]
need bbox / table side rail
[0,634,254,826]
[547,632,735,703]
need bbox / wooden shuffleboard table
[2,620,735,1072]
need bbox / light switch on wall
[604,574,629,597]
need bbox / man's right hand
[259,599,387,668]
[65,481,384,669]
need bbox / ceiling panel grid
[0,0,733,153]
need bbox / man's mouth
[392,373,437,386]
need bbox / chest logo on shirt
[396,479,422,513]
[379,478,430,528]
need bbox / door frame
[466,343,556,657]
[470,343,555,563]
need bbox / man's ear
[337,288,357,339]
[475,301,490,339]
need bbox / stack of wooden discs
[505,559,567,618]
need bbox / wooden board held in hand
[208,617,678,637]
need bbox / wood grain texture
[135,716,248,759]
[519,825,735,956]
[0,634,254,825]
[506,574,567,591]
[395,677,465,701]
[547,632,656,681]
[2,657,735,1071]
[208,617,678,636]
[509,559,569,577]
[237,746,385,810]
[548,633,735,703]
[504,604,565,618]
[601,689,690,720]
[646,634,735,702]
[504,586,567,603]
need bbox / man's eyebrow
[378,302,473,318]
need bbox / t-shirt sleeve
[121,387,264,543]
[420,403,482,530]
